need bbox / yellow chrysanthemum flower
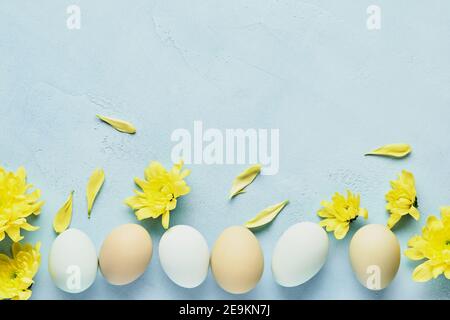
[0,242,41,300]
[405,207,450,282]
[385,170,419,229]
[317,190,368,239]
[0,166,44,242]
[125,161,190,229]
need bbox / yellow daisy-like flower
[385,170,419,229]
[0,166,44,242]
[405,207,450,282]
[125,161,190,229]
[317,190,368,239]
[0,242,41,300]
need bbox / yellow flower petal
[412,261,433,282]
[136,208,157,220]
[334,222,349,240]
[244,200,288,229]
[234,189,247,196]
[359,208,368,219]
[407,235,423,247]
[365,143,411,158]
[7,226,24,242]
[432,264,446,279]
[229,164,262,199]
[317,209,333,218]
[387,213,402,229]
[444,267,450,279]
[14,290,32,300]
[162,211,170,229]
[125,195,146,209]
[409,206,420,221]
[53,191,74,233]
[440,206,450,218]
[97,114,136,134]
[319,218,339,231]
[16,166,26,180]
[400,170,415,186]
[425,215,443,232]
[11,242,22,257]
[21,222,39,232]
[86,168,105,218]
[404,248,424,260]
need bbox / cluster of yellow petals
[0,167,44,242]
[386,170,420,229]
[0,242,41,300]
[125,161,190,229]
[317,190,368,239]
[405,207,450,282]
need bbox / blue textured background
[1,0,449,300]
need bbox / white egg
[159,225,209,288]
[48,229,98,293]
[272,222,329,287]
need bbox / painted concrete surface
[0,1,449,299]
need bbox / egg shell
[159,225,209,288]
[48,228,98,293]
[211,226,264,294]
[272,222,329,287]
[349,224,400,290]
[99,224,153,285]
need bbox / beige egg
[211,226,264,294]
[99,224,153,285]
[349,224,400,290]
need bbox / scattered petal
[365,143,411,158]
[244,200,288,229]
[229,164,262,199]
[97,114,136,134]
[53,191,74,233]
[86,168,105,218]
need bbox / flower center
[10,271,18,280]
[446,240,450,246]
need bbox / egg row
[48,222,401,294]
